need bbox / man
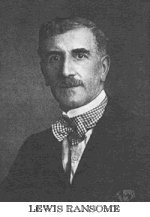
[0,17,150,201]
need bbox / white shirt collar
[62,90,106,118]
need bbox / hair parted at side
[38,17,108,56]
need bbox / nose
[61,56,75,77]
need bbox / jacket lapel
[71,96,129,186]
[72,98,116,183]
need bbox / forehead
[42,27,98,52]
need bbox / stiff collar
[62,90,107,118]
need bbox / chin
[52,88,89,110]
[60,100,79,111]
[58,97,85,111]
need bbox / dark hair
[38,17,108,56]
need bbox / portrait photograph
[0,0,150,203]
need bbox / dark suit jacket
[0,97,150,201]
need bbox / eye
[76,53,86,59]
[49,54,61,62]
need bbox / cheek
[42,65,58,82]
[82,65,101,87]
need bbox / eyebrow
[45,51,63,58]
[72,48,90,55]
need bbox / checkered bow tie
[52,96,108,146]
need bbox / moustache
[56,78,84,88]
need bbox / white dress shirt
[62,90,107,183]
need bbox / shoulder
[0,129,59,192]
[103,95,149,130]
[99,95,150,158]
[16,128,55,160]
[16,128,58,160]
[24,128,54,147]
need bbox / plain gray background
[0,0,150,182]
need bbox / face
[40,27,110,111]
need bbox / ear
[100,55,110,82]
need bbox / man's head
[38,17,110,111]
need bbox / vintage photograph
[0,0,150,201]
